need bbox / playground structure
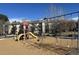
[15,20,39,42]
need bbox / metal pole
[77,12,79,50]
[39,19,45,44]
[23,25,26,40]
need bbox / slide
[28,32,38,39]
[16,34,24,41]
[16,32,38,41]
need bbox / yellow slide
[16,32,38,41]
[16,34,24,41]
[28,32,38,39]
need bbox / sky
[0,3,79,22]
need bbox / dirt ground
[0,36,78,55]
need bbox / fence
[42,11,79,54]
